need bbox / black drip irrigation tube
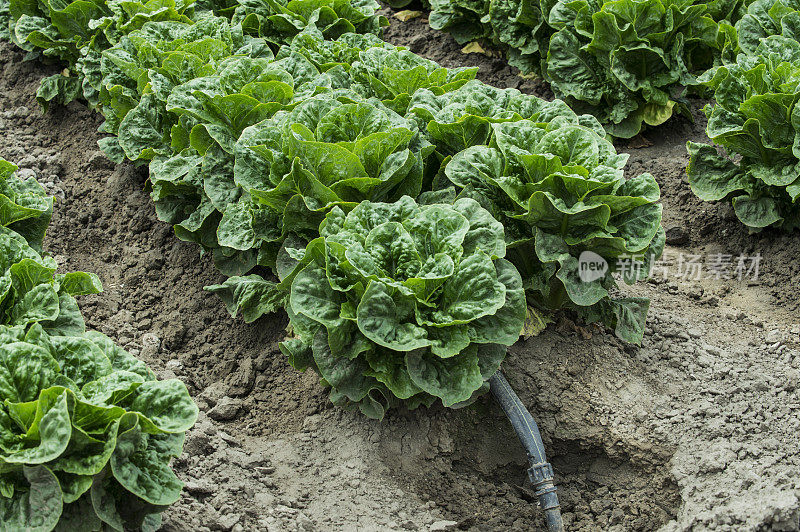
[489,371,564,532]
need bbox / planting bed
[1,6,799,530]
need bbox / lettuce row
[277,196,526,418]
[425,0,743,137]
[0,158,198,530]
[688,1,800,230]
[3,0,387,110]
[95,23,443,277]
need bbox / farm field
[0,3,799,532]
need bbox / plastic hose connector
[529,462,559,511]
[528,462,554,486]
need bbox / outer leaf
[0,465,62,532]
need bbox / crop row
[400,0,800,230]
[407,0,743,137]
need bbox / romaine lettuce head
[279,196,526,419]
[347,44,478,115]
[204,92,434,275]
[407,79,596,155]
[688,33,800,231]
[443,119,664,343]
[734,0,800,56]
[0,158,53,253]
[428,0,492,45]
[231,0,388,45]
[544,0,729,137]
[0,325,197,531]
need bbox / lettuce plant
[347,44,479,115]
[406,79,591,155]
[429,0,493,45]
[278,196,526,418]
[406,87,664,341]
[0,327,197,531]
[267,31,480,115]
[227,91,433,248]
[734,0,800,56]
[0,158,52,253]
[0,158,199,531]
[688,31,800,230]
[544,0,731,138]
[486,0,550,74]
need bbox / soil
[1,6,799,530]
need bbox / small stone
[165,358,182,371]
[430,521,458,531]
[226,356,255,396]
[218,431,243,447]
[296,514,314,531]
[408,34,426,53]
[16,168,37,180]
[208,397,242,421]
[140,333,161,357]
[199,381,229,408]
[216,512,241,531]
[589,498,613,514]
[184,480,214,495]
[664,225,689,245]
[184,430,213,455]
[687,328,703,338]
[253,352,271,371]
[765,329,782,344]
